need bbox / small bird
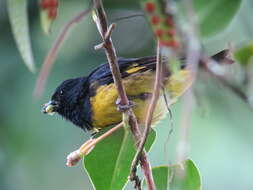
[42,52,228,133]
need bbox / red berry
[170,40,179,48]
[145,2,155,13]
[150,15,160,25]
[48,0,58,8]
[40,0,58,9]
[155,29,164,37]
[40,0,50,9]
[160,40,179,48]
[167,29,176,36]
[165,17,174,26]
[48,8,57,19]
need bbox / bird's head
[42,77,88,127]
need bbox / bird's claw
[116,98,135,112]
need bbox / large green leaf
[145,159,201,190]
[151,166,169,190]
[7,0,35,72]
[83,127,156,190]
[193,0,241,37]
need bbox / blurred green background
[1,0,253,190]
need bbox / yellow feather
[90,69,192,129]
[126,66,146,74]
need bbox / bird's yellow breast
[90,69,192,129]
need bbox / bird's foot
[116,98,135,112]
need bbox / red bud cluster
[144,1,179,48]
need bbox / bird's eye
[60,90,64,96]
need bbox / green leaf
[145,159,202,190]
[7,0,35,72]
[152,166,169,190]
[83,127,156,190]
[193,0,241,37]
[234,43,253,65]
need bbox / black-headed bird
[42,52,226,133]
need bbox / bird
[42,51,229,133]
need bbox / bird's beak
[42,100,59,116]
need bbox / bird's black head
[42,77,91,129]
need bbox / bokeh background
[1,0,253,190]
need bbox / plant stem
[176,0,201,162]
[131,40,163,178]
[34,5,93,98]
[92,0,156,189]
[66,122,124,167]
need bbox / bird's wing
[87,56,157,86]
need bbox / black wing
[87,56,157,86]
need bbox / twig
[92,0,155,189]
[198,50,249,104]
[92,4,129,106]
[130,40,163,178]
[66,122,124,167]
[176,0,201,162]
[33,5,93,98]
[112,13,145,22]
[201,57,248,103]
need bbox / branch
[201,56,248,103]
[197,49,249,104]
[33,5,93,98]
[130,40,163,178]
[92,0,155,189]
[176,0,201,162]
[66,122,124,167]
[112,13,145,22]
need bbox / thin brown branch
[33,5,93,98]
[112,13,145,22]
[93,3,128,106]
[66,122,124,167]
[130,40,163,179]
[198,49,249,103]
[105,23,116,40]
[92,0,155,189]
[209,70,248,101]
[94,43,104,50]
[201,57,248,103]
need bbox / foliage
[144,160,201,190]
[234,43,253,65]
[7,0,35,72]
[3,0,252,190]
[83,127,156,190]
[193,0,241,37]
[6,0,241,72]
